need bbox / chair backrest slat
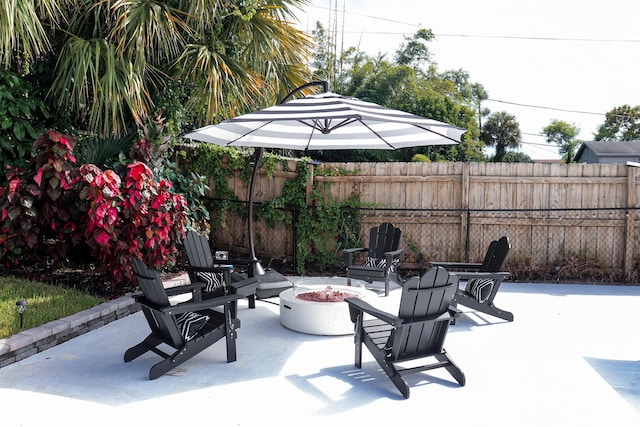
[398,266,453,319]
[185,230,215,268]
[368,222,402,259]
[392,266,457,359]
[480,239,499,271]
[484,236,510,272]
[132,258,170,307]
[132,258,184,347]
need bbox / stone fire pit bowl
[279,277,377,335]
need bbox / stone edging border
[0,294,138,368]
[0,274,189,369]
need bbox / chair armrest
[343,247,367,266]
[133,283,206,302]
[229,277,259,297]
[384,248,404,264]
[222,259,260,278]
[183,265,233,274]
[159,293,243,315]
[225,258,260,265]
[453,271,510,281]
[164,282,206,297]
[430,261,482,271]
[343,247,367,254]
[345,297,401,326]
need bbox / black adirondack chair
[183,230,291,309]
[431,236,513,322]
[345,266,465,399]
[343,222,404,296]
[124,258,258,379]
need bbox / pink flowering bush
[0,130,188,288]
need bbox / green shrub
[0,70,49,171]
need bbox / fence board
[205,160,640,281]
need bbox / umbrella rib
[360,120,396,149]
[320,117,359,132]
[304,126,317,151]
[298,117,358,133]
[226,120,274,145]
[413,124,462,143]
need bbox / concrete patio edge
[0,274,189,369]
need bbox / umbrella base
[254,267,293,301]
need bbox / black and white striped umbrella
[183,85,465,276]
[184,91,465,150]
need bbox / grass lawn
[0,276,104,339]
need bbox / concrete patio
[1,279,639,427]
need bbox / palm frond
[0,0,51,67]
[50,36,150,135]
[176,43,261,121]
[75,133,136,167]
[109,0,191,63]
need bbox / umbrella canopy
[183,91,465,150]
[183,84,466,276]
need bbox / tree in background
[595,105,640,141]
[501,151,532,163]
[543,120,581,163]
[439,69,489,130]
[308,27,483,162]
[480,111,522,162]
[394,29,435,68]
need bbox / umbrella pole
[248,147,266,276]
[247,81,329,277]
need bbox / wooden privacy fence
[209,161,640,281]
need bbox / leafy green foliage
[256,160,369,274]
[595,105,640,141]
[74,134,135,169]
[183,144,370,274]
[0,70,49,171]
[542,120,581,163]
[183,143,252,228]
[411,154,431,162]
[500,151,533,163]
[394,28,435,67]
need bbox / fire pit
[279,277,377,335]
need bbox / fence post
[625,164,639,280]
[461,163,470,261]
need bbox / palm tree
[1,0,312,136]
[480,111,521,162]
[0,0,62,69]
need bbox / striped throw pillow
[196,271,227,294]
[176,311,210,341]
[465,278,494,303]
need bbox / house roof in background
[576,140,640,159]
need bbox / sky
[293,0,640,160]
